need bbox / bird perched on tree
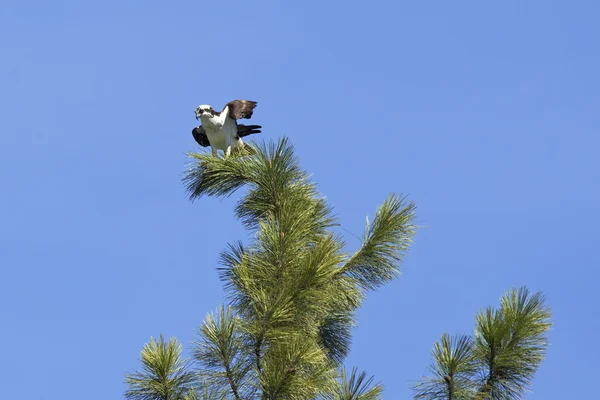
[193,99,261,156]
[192,124,261,149]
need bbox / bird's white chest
[200,116,237,150]
[200,115,222,131]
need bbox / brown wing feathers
[225,100,258,120]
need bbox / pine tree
[125,138,417,399]
[412,287,552,400]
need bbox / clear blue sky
[1,1,598,398]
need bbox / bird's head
[195,105,214,120]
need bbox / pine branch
[184,138,337,234]
[183,152,254,201]
[328,367,383,400]
[219,233,359,365]
[192,306,251,400]
[259,334,337,400]
[337,194,417,291]
[413,287,551,400]
[412,334,476,400]
[183,385,226,400]
[473,287,551,399]
[125,335,195,400]
[317,311,354,363]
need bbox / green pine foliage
[125,335,196,400]
[328,367,384,400]
[125,138,417,399]
[124,138,551,399]
[412,287,552,400]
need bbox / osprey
[193,99,261,156]
[192,124,261,149]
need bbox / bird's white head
[195,105,214,120]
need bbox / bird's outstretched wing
[224,100,258,120]
[237,124,262,138]
[192,126,210,147]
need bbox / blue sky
[1,1,598,398]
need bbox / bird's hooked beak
[195,110,202,120]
